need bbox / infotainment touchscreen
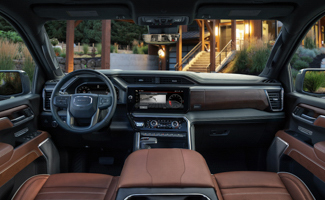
[137,90,184,110]
[127,87,189,112]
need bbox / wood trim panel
[0,131,50,187]
[190,89,269,111]
[0,105,28,119]
[276,130,325,182]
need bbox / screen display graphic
[140,94,166,104]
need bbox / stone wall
[57,53,159,72]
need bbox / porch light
[245,24,249,34]
[158,49,165,57]
[215,26,219,36]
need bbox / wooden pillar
[210,20,216,72]
[148,44,158,55]
[176,25,182,71]
[65,20,75,73]
[200,20,205,51]
[319,20,322,48]
[231,20,236,50]
[250,20,262,39]
[101,20,111,69]
[216,20,220,52]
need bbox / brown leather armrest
[314,116,325,128]
[0,143,13,166]
[118,149,214,188]
[315,141,325,162]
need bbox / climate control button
[150,120,158,128]
[171,121,180,129]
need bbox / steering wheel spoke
[53,95,70,108]
[98,94,113,109]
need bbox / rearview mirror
[295,68,325,97]
[0,70,31,100]
[143,34,180,44]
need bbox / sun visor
[33,4,132,20]
[196,4,295,20]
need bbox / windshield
[44,19,282,75]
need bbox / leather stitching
[103,176,114,200]
[145,150,153,186]
[179,149,186,186]
[280,176,307,200]
[0,145,12,159]
[315,144,325,154]
[38,192,106,194]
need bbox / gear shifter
[140,137,157,149]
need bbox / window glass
[0,17,35,83]
[45,19,283,75]
[290,17,325,94]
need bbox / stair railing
[174,41,202,71]
[215,40,233,68]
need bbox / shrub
[293,60,309,70]
[110,45,118,53]
[304,36,316,49]
[53,47,61,56]
[291,68,299,81]
[232,48,249,74]
[50,38,59,46]
[96,43,102,54]
[320,47,325,54]
[300,56,313,63]
[132,46,144,54]
[249,48,271,74]
[290,53,300,65]
[313,48,321,56]
[303,71,325,93]
[22,46,35,83]
[142,45,148,54]
[0,40,19,70]
[299,47,316,58]
[0,31,23,43]
[82,44,89,54]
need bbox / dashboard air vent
[160,77,193,84]
[43,90,52,111]
[121,77,155,84]
[262,79,278,83]
[266,89,283,111]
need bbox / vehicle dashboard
[40,70,285,150]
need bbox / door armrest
[314,141,325,162]
[0,143,13,166]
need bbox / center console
[116,149,218,200]
[127,87,191,150]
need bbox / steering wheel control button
[53,96,70,108]
[98,96,112,109]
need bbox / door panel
[282,92,325,199]
[0,94,50,199]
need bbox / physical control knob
[150,120,158,128]
[171,121,179,129]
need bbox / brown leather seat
[12,173,119,200]
[213,171,315,200]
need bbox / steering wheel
[50,69,117,134]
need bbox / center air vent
[265,89,283,111]
[121,77,155,84]
[43,90,52,111]
[160,77,193,84]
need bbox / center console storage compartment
[116,149,218,200]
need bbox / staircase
[185,52,210,72]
